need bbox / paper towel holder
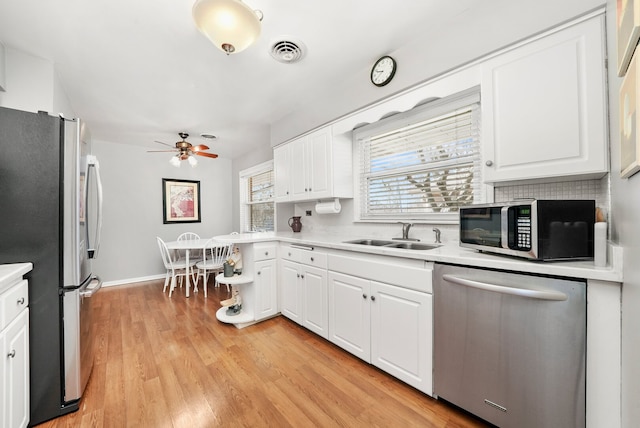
[315,198,341,214]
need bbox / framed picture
[621,51,640,178]
[162,178,201,223]
[617,0,640,76]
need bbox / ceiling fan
[148,132,218,166]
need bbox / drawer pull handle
[257,271,261,275]
[265,251,269,256]
[362,294,367,299]
[371,296,376,301]
[300,275,304,279]
[310,257,314,262]
[7,350,16,358]
[17,297,25,305]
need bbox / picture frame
[620,51,640,178]
[617,0,640,76]
[162,178,201,224]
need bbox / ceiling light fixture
[170,155,181,167]
[192,0,263,55]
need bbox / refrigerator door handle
[87,155,103,259]
[442,274,568,301]
[79,276,102,298]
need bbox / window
[239,161,274,232]
[354,87,481,223]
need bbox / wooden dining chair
[157,237,198,297]
[195,239,234,297]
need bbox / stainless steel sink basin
[343,239,440,251]
[383,242,441,250]
[343,239,397,246]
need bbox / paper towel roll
[315,198,341,214]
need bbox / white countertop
[0,262,33,294]
[213,232,623,283]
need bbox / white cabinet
[280,245,328,338]
[274,126,352,202]
[254,259,277,321]
[0,264,31,428]
[481,14,607,183]
[327,253,433,396]
[215,242,278,328]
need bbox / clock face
[371,56,396,87]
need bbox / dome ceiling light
[192,0,263,55]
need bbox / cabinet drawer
[298,250,327,269]
[280,245,300,262]
[253,242,277,261]
[0,279,28,330]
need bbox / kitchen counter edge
[213,233,622,283]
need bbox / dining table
[164,238,221,297]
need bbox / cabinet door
[301,265,328,339]
[290,138,308,199]
[3,309,29,428]
[328,271,371,362]
[254,260,277,321]
[274,144,291,202]
[370,281,432,396]
[280,260,303,323]
[307,129,331,199]
[481,16,607,183]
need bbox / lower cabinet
[1,310,29,428]
[0,266,31,428]
[254,258,278,321]
[280,247,328,339]
[328,271,432,395]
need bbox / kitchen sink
[383,242,441,250]
[343,239,441,251]
[343,239,399,246]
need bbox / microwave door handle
[87,155,103,259]
[500,206,509,249]
[442,274,568,301]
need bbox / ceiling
[1,1,495,158]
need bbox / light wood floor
[36,279,489,428]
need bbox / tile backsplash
[494,177,610,219]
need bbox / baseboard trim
[102,274,165,287]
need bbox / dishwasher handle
[442,274,568,301]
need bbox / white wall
[606,0,640,426]
[91,139,233,283]
[270,0,605,145]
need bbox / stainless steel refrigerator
[0,106,103,425]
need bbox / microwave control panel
[510,206,532,250]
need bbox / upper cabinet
[274,126,353,203]
[481,14,608,184]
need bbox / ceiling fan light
[170,155,181,167]
[192,0,262,54]
[188,155,198,167]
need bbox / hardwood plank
[35,279,490,427]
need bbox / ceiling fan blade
[191,144,210,152]
[154,140,176,148]
[195,151,219,158]
[147,149,178,153]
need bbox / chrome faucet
[393,222,419,241]
[433,227,441,244]
[401,223,413,240]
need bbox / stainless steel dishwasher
[433,263,586,428]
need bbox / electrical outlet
[306,210,312,216]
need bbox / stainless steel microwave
[459,200,595,261]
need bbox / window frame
[353,87,482,224]
[239,160,275,232]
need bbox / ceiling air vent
[269,38,305,64]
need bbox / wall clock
[370,55,397,87]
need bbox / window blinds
[355,87,481,220]
[247,169,274,231]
